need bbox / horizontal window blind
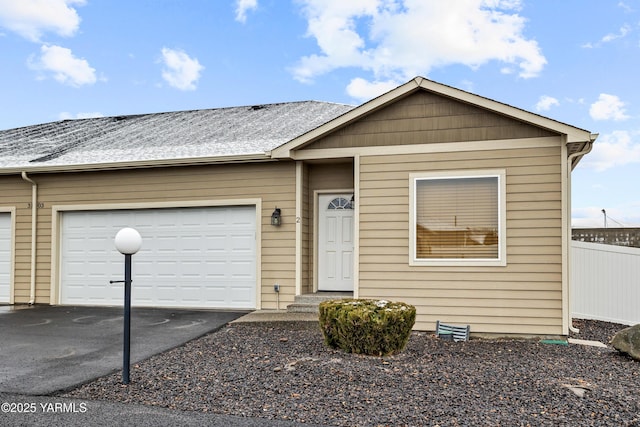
[416,176,499,259]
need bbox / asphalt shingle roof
[0,101,354,170]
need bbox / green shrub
[318,299,416,356]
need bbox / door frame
[313,189,354,292]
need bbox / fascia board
[0,153,272,175]
[289,136,562,161]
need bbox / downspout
[566,136,597,333]
[21,172,38,305]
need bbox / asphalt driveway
[0,305,247,395]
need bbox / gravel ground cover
[63,320,640,426]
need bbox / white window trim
[409,169,507,267]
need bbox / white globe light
[114,227,142,255]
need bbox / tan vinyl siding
[308,162,354,191]
[4,162,297,307]
[302,91,558,150]
[357,143,564,335]
[0,176,32,301]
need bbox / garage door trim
[0,207,16,304]
[51,199,262,308]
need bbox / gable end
[298,90,559,151]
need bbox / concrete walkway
[231,310,319,323]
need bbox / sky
[0,0,638,228]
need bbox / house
[573,228,640,248]
[0,77,596,336]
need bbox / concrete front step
[232,310,319,323]
[287,292,353,313]
[286,303,321,313]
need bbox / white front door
[318,194,354,291]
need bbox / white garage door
[60,206,256,308]
[0,213,10,303]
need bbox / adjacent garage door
[0,213,10,303]
[60,206,257,309]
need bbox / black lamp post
[113,227,142,384]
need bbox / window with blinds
[410,171,506,266]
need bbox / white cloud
[292,0,546,86]
[235,0,258,23]
[29,44,96,87]
[535,95,559,112]
[0,0,85,42]
[160,47,204,91]
[582,24,631,48]
[618,2,634,13]
[580,130,640,172]
[346,77,399,101]
[589,93,629,121]
[59,111,103,120]
[602,25,631,42]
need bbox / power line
[601,208,627,227]
[608,216,626,227]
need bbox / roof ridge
[0,100,355,132]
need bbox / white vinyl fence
[571,241,640,325]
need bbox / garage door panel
[230,262,254,276]
[230,287,254,304]
[204,236,230,252]
[64,236,109,253]
[178,287,204,303]
[228,208,254,223]
[64,281,120,304]
[151,237,182,253]
[0,213,11,303]
[202,291,226,305]
[230,234,255,249]
[61,206,256,308]
[131,283,154,302]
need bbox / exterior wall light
[271,207,282,226]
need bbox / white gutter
[21,172,38,305]
[565,135,597,333]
